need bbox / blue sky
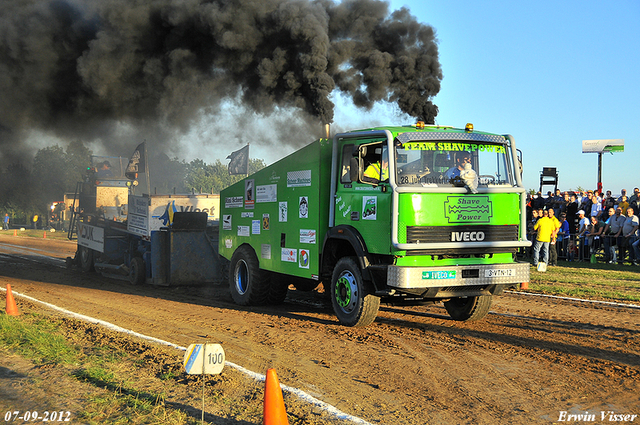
[383,0,640,194]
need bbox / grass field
[529,261,640,303]
[0,313,207,424]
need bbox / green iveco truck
[219,122,531,327]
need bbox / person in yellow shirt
[533,210,558,266]
[547,208,561,266]
[618,195,629,215]
[363,152,389,183]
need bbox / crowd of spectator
[526,187,640,266]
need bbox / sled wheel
[229,245,270,305]
[331,257,380,327]
[444,295,492,321]
[129,256,146,285]
[78,246,94,272]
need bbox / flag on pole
[227,144,249,175]
[125,142,146,180]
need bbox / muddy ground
[0,234,639,424]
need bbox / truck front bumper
[387,262,530,289]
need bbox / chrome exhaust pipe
[324,123,330,139]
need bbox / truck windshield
[395,140,514,187]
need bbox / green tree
[29,140,92,206]
[147,153,188,194]
[2,162,34,225]
[32,145,69,207]
[65,140,93,189]
[184,158,265,194]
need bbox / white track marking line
[506,290,640,309]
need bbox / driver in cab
[363,150,389,182]
[444,152,472,180]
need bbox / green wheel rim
[335,271,357,311]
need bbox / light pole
[581,139,624,193]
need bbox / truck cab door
[334,141,392,254]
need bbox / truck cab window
[340,144,354,184]
[395,141,513,187]
[361,143,388,184]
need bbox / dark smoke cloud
[0,0,441,164]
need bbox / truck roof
[345,123,506,139]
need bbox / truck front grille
[406,225,519,244]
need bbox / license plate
[484,268,515,278]
[422,270,456,280]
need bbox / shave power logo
[444,196,493,223]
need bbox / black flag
[227,145,249,175]
[125,142,145,180]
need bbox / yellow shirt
[363,162,389,181]
[534,217,556,242]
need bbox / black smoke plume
[0,0,442,164]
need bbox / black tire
[229,245,270,305]
[267,275,289,305]
[78,246,94,272]
[331,257,380,327]
[444,295,492,321]
[129,256,146,285]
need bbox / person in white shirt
[577,210,590,261]
[604,207,626,263]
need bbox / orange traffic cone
[264,368,289,425]
[520,282,529,290]
[43,231,46,239]
[5,284,20,316]
[13,229,17,236]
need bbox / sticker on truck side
[299,249,310,269]
[77,222,105,253]
[281,248,297,262]
[362,196,377,220]
[225,197,243,208]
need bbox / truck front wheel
[230,246,270,305]
[444,295,492,321]
[331,257,380,327]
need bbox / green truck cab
[219,122,531,326]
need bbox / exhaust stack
[324,123,331,139]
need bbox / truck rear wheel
[230,245,270,305]
[78,246,94,272]
[129,256,145,285]
[444,295,492,321]
[331,257,380,327]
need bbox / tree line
[0,140,264,227]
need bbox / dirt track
[1,234,639,424]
